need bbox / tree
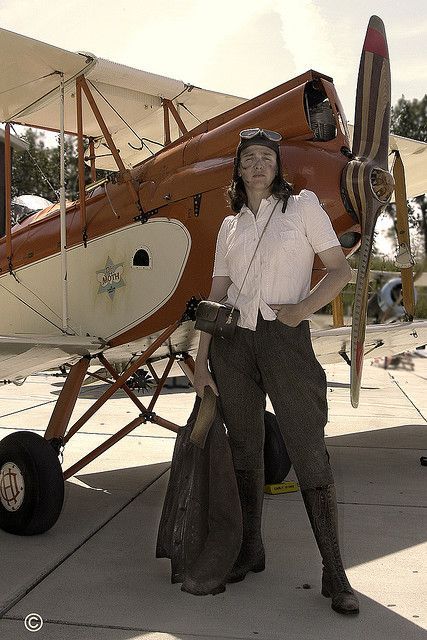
[391,95,427,141]
[11,128,95,203]
[390,95,427,256]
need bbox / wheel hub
[0,462,25,512]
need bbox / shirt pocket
[280,229,299,254]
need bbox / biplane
[0,16,426,536]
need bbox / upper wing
[388,132,427,199]
[3,26,425,187]
[311,320,427,365]
[347,123,427,199]
[0,334,104,382]
[0,27,245,170]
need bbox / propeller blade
[343,157,394,407]
[352,15,391,169]
[344,16,394,407]
[393,151,416,316]
[350,202,380,408]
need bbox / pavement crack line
[0,425,176,440]
[0,399,56,419]
[388,373,427,422]
[1,617,254,640]
[0,466,171,619]
[336,501,426,509]
[325,444,426,451]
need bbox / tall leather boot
[301,484,360,615]
[227,468,265,583]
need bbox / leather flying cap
[233,128,282,180]
[236,128,282,156]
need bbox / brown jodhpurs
[209,312,334,490]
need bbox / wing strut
[76,76,141,213]
[4,123,12,270]
[59,73,70,333]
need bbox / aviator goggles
[234,127,283,175]
[239,128,282,142]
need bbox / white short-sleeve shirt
[212,190,341,331]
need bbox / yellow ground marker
[264,481,299,495]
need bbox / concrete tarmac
[0,354,426,640]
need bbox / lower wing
[311,320,427,365]
[0,334,104,382]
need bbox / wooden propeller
[393,151,416,317]
[342,16,395,407]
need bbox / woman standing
[194,128,359,615]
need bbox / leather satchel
[194,300,239,341]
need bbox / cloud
[119,0,275,84]
[0,0,425,120]
[175,5,294,98]
[387,16,427,39]
[277,3,358,78]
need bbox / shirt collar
[237,194,280,218]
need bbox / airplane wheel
[264,411,292,484]
[0,431,64,535]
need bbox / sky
[0,0,426,122]
[1,0,425,257]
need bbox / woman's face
[238,144,277,193]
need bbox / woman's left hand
[275,303,306,327]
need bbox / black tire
[264,411,292,484]
[0,431,64,535]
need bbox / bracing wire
[86,80,198,154]
[178,102,202,124]
[10,124,59,202]
[0,71,60,97]
[0,282,71,334]
[86,80,140,138]
[10,275,79,335]
[86,80,159,155]
[170,85,194,103]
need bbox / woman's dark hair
[227,174,293,213]
[227,150,293,213]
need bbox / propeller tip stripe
[364,26,388,59]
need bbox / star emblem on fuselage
[96,256,125,300]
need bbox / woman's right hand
[193,365,219,398]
